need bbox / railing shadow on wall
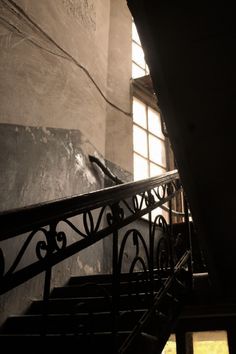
[0,168,192,350]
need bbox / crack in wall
[0,0,131,116]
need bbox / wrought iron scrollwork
[154,184,166,201]
[4,227,49,275]
[0,169,184,304]
[118,229,150,274]
[107,204,124,226]
[35,227,53,260]
[117,229,151,308]
[62,205,110,237]
[36,224,67,260]
[55,231,67,250]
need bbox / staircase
[0,262,190,353]
[0,170,192,353]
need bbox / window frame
[132,97,167,180]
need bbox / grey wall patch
[0,124,104,210]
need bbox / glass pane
[132,41,145,68]
[132,62,145,79]
[133,153,148,181]
[193,331,229,354]
[133,125,148,157]
[150,163,166,177]
[150,164,168,222]
[162,334,176,354]
[148,107,164,139]
[149,134,166,167]
[133,98,147,128]
[132,21,141,45]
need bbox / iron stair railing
[0,169,192,352]
[89,154,190,218]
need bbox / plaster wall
[0,0,133,323]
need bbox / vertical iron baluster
[168,188,174,271]
[111,203,120,351]
[149,209,154,305]
[42,223,55,336]
[184,197,193,288]
[43,222,56,301]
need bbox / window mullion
[146,104,151,178]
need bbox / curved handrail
[89,155,188,217]
[89,155,123,184]
[0,170,179,241]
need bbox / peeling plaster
[41,136,47,143]
[97,259,101,273]
[75,152,96,184]
[75,152,84,172]
[84,264,94,275]
[83,168,96,185]
[77,255,83,270]
[42,127,51,136]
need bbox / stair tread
[68,271,167,284]
[29,294,150,314]
[5,308,146,318]
[1,310,145,334]
[50,279,162,299]
[0,331,131,353]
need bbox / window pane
[132,22,141,45]
[150,164,168,222]
[133,153,148,181]
[149,134,166,167]
[133,125,148,157]
[132,62,145,79]
[148,107,164,139]
[132,41,145,68]
[133,98,147,128]
[150,163,166,177]
[192,331,229,354]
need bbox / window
[133,97,166,181]
[131,21,169,220]
[132,21,149,79]
[132,21,167,182]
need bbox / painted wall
[0,0,132,323]
[0,0,132,210]
[105,0,133,173]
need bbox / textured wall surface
[105,0,133,172]
[0,0,132,207]
[0,0,110,151]
[0,0,133,323]
[0,124,104,211]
